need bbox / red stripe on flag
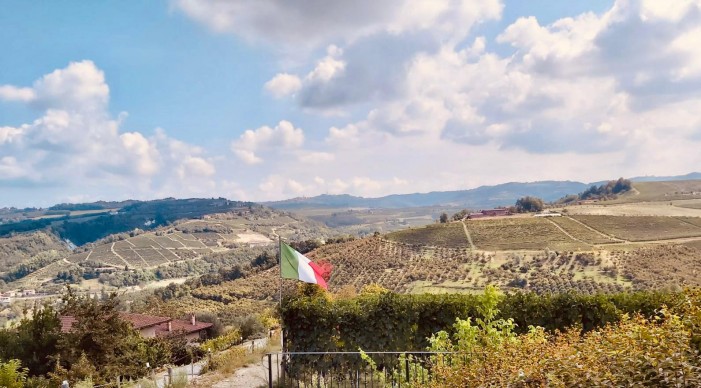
[308,261,328,290]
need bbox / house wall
[140,327,157,338]
[184,332,201,342]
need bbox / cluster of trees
[0,289,201,386]
[439,210,469,223]
[580,177,633,199]
[514,196,545,212]
[560,177,633,204]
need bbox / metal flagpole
[278,236,284,352]
[279,236,288,385]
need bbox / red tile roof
[59,316,77,333]
[119,313,171,329]
[155,319,213,337]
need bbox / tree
[452,209,468,221]
[14,305,61,376]
[58,288,149,383]
[515,196,544,213]
[439,213,449,223]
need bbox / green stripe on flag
[281,242,300,279]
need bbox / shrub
[0,359,27,388]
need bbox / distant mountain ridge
[267,173,701,210]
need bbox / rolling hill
[266,172,701,210]
[266,181,589,209]
[0,205,330,293]
[149,208,701,319]
[0,198,257,246]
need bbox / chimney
[190,313,196,326]
[168,321,172,332]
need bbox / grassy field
[467,217,586,251]
[549,216,619,244]
[678,217,701,228]
[683,240,701,251]
[608,180,701,203]
[386,222,469,248]
[572,215,701,241]
[677,201,701,210]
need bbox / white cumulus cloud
[231,120,304,164]
[264,73,302,98]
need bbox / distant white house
[0,296,11,305]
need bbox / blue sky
[1,0,701,207]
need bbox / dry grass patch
[386,222,469,248]
[467,217,585,251]
[573,215,701,241]
[550,216,618,244]
[608,180,701,203]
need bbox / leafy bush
[0,359,27,388]
[200,328,243,353]
[430,301,701,386]
[281,288,683,354]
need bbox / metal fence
[263,351,464,388]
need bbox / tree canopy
[515,196,544,213]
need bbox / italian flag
[280,242,328,290]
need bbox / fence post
[268,353,273,388]
[168,367,173,385]
[405,357,410,383]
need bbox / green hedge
[281,289,684,353]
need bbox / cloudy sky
[2,0,701,207]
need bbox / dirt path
[565,216,626,243]
[594,235,701,247]
[211,338,275,388]
[460,220,476,250]
[110,242,131,267]
[546,218,592,246]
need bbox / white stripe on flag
[295,251,317,284]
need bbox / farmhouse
[60,313,212,342]
[154,314,213,342]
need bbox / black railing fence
[264,351,465,388]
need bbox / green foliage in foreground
[0,288,203,386]
[284,286,701,387]
[281,285,683,353]
[425,286,701,387]
[0,359,27,388]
